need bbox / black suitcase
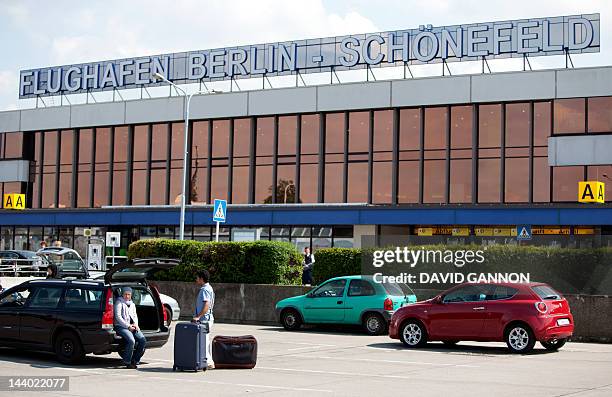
[212,335,258,369]
[173,322,209,372]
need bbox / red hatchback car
[389,282,574,353]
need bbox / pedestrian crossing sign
[213,199,227,222]
[516,225,532,241]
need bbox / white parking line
[258,366,421,380]
[281,354,479,368]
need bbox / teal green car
[275,276,417,335]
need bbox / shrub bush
[128,239,302,285]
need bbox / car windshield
[44,252,84,272]
[531,285,561,300]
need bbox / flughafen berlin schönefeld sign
[19,13,599,98]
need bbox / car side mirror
[434,295,443,304]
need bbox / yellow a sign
[3,193,26,210]
[578,181,605,203]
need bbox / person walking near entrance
[302,247,315,286]
[193,270,215,369]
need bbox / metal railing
[0,258,48,277]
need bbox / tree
[263,179,300,204]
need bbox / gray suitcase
[173,321,209,372]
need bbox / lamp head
[152,72,166,82]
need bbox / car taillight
[535,301,548,314]
[101,287,114,329]
[384,298,394,311]
[163,305,168,323]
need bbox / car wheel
[363,313,387,335]
[505,324,536,354]
[164,306,173,326]
[281,309,302,331]
[400,320,427,348]
[55,330,85,364]
[541,338,567,351]
[442,340,459,347]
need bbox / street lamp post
[153,72,208,240]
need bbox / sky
[0,0,610,111]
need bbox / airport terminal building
[1,14,612,255]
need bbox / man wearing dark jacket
[302,247,315,286]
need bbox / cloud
[0,70,19,110]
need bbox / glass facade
[2,96,612,208]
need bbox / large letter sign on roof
[19,14,599,98]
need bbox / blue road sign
[516,225,532,240]
[213,199,227,223]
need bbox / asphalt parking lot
[1,323,611,397]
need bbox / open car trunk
[112,285,161,332]
[106,258,180,333]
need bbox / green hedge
[313,245,612,295]
[128,239,302,285]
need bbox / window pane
[211,166,228,201]
[255,165,272,203]
[151,124,168,161]
[192,121,209,159]
[301,114,320,155]
[277,164,296,203]
[325,113,344,154]
[58,172,72,208]
[113,127,128,163]
[93,170,109,207]
[233,118,251,158]
[425,107,447,150]
[212,119,230,158]
[347,162,368,203]
[398,161,419,203]
[348,111,369,153]
[278,116,297,156]
[505,157,529,202]
[372,161,392,203]
[400,108,420,151]
[44,131,58,166]
[60,130,74,164]
[132,169,147,205]
[299,163,318,203]
[3,132,23,158]
[451,106,472,149]
[324,163,343,203]
[588,97,612,133]
[450,159,472,203]
[505,103,530,147]
[149,168,166,205]
[423,160,445,203]
[42,173,56,208]
[533,157,550,202]
[553,166,583,202]
[554,98,585,134]
[478,158,500,203]
[112,169,126,205]
[232,166,249,204]
[534,102,551,146]
[133,125,148,162]
[373,110,393,152]
[479,104,501,148]
[169,168,183,205]
[256,117,274,157]
[171,122,185,160]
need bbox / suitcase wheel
[172,366,176,372]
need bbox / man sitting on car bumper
[114,287,146,368]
